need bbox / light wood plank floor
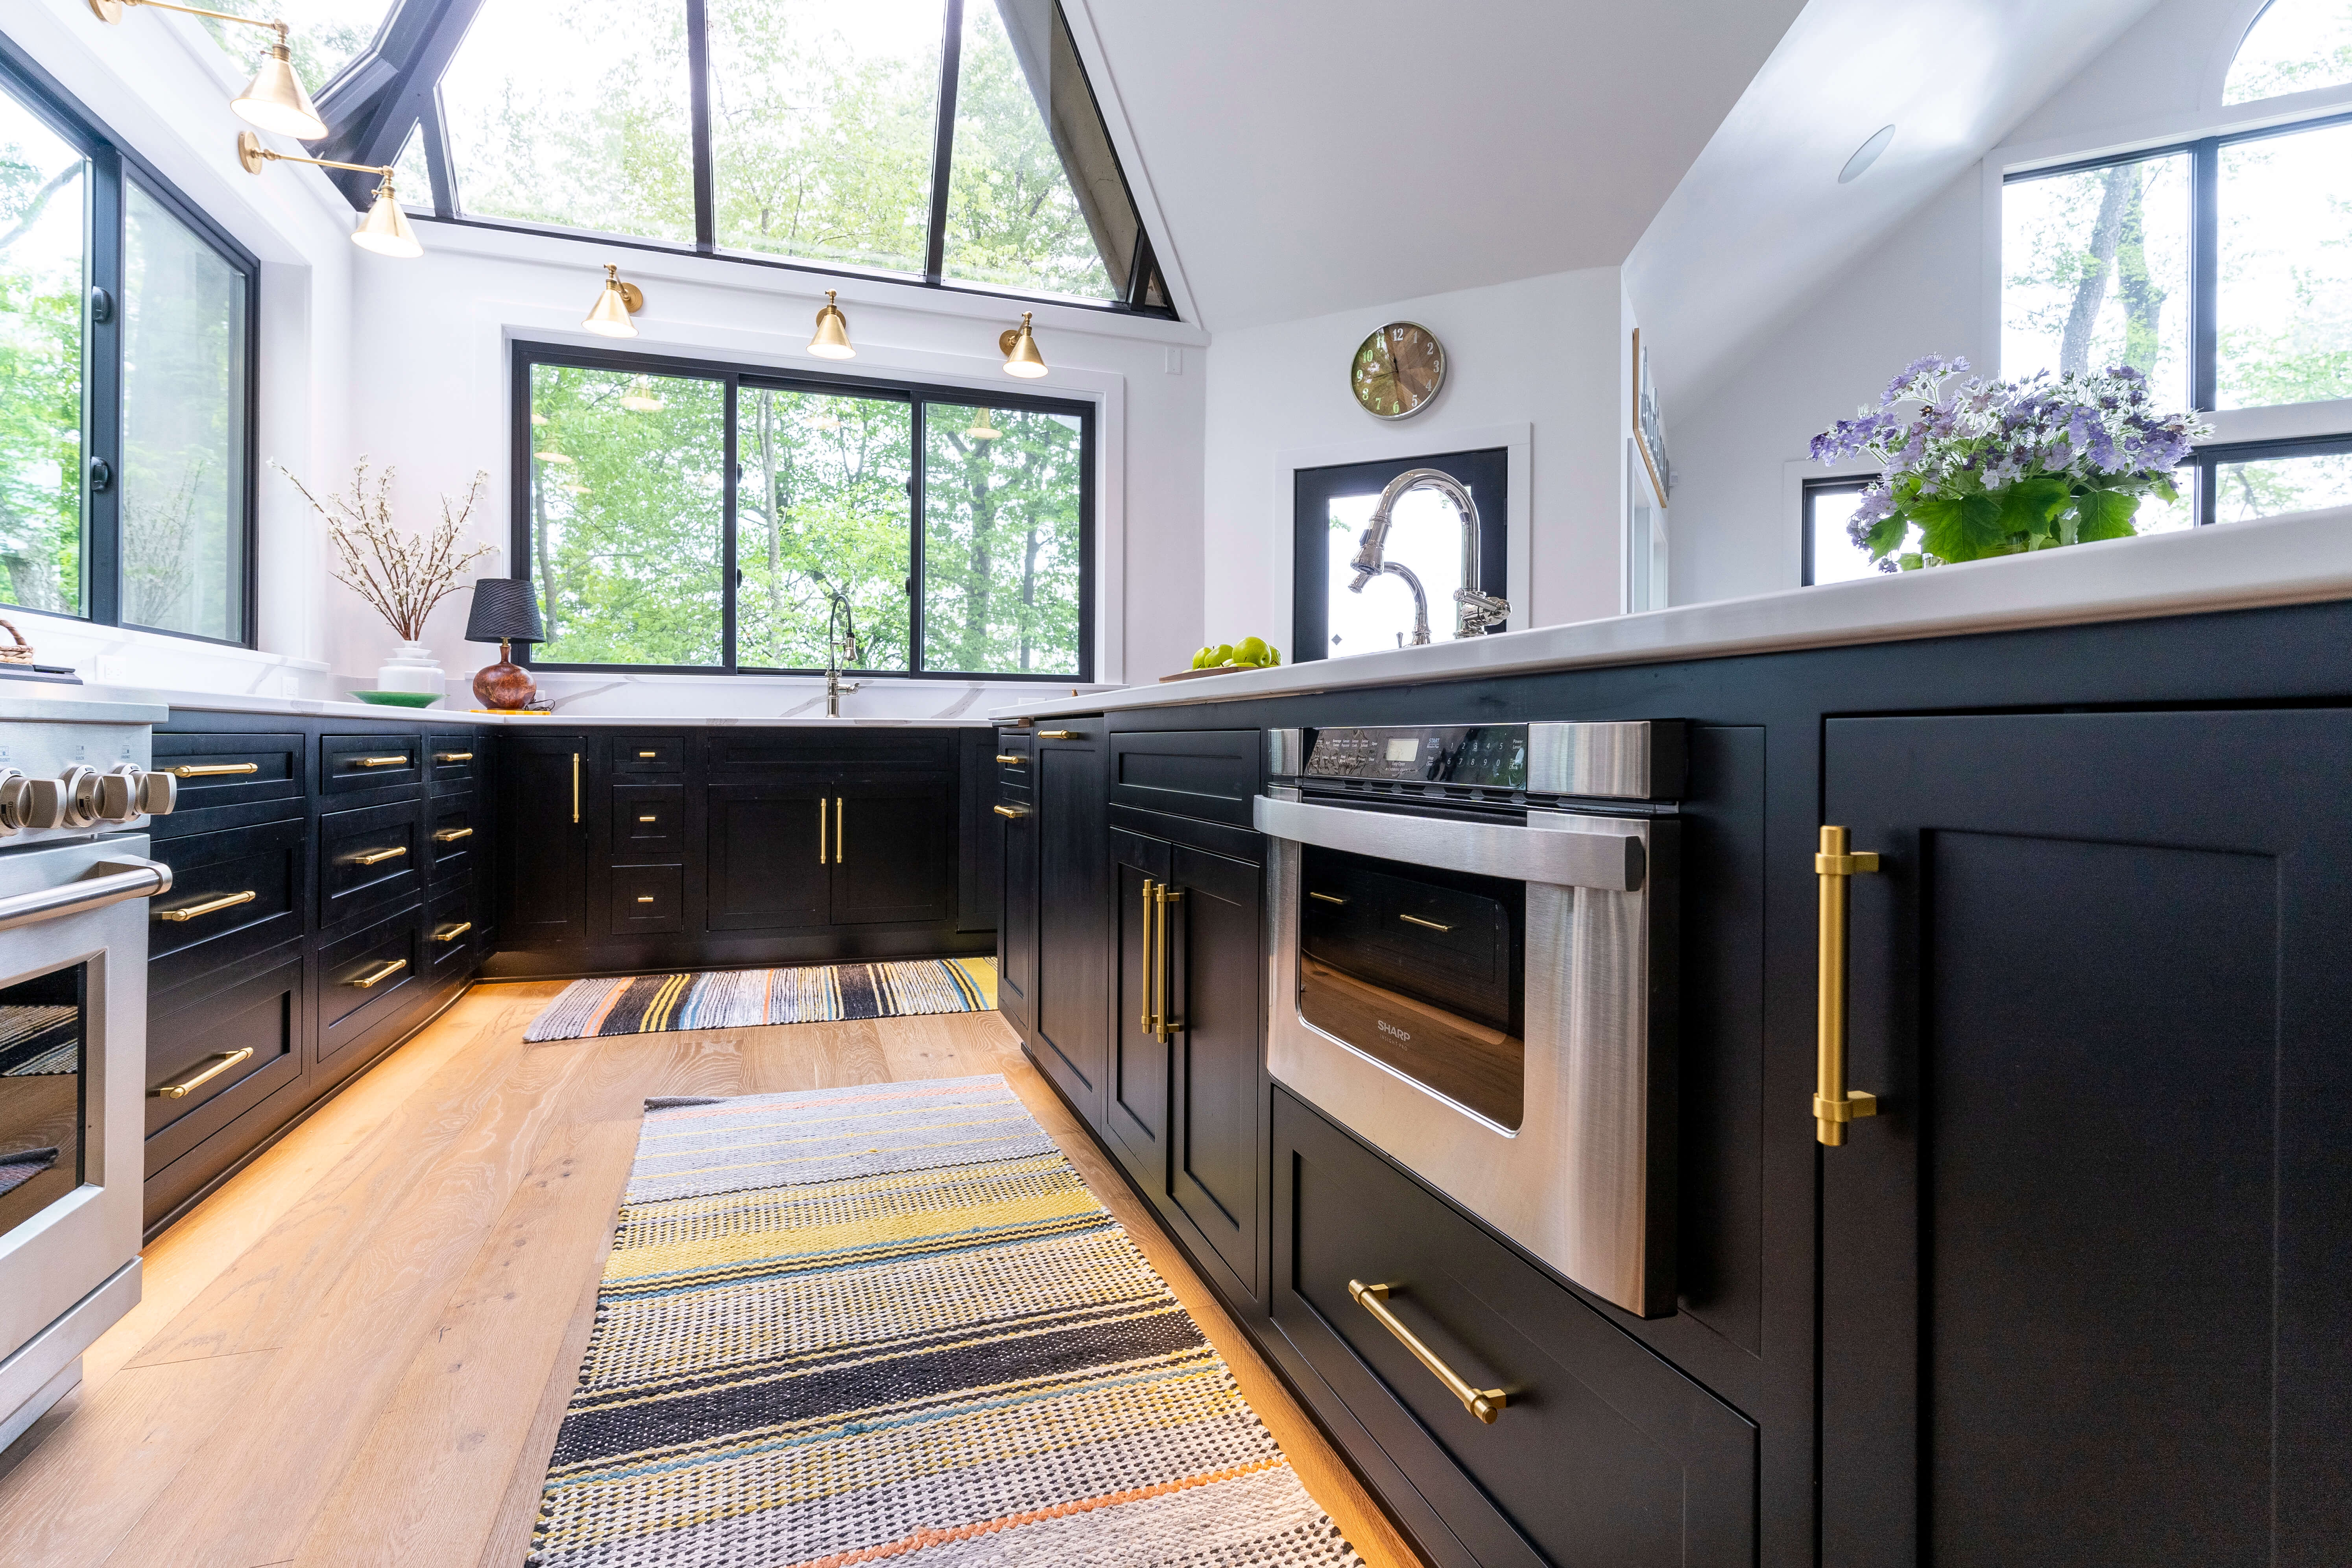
[0,982,1422,1568]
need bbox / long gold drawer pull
[155,889,257,923]
[1139,877,1158,1034]
[435,751,473,763]
[171,761,258,778]
[1398,913,1453,932]
[1814,825,1880,1146]
[1307,891,1348,905]
[635,895,655,904]
[432,826,473,842]
[992,803,1027,819]
[836,797,844,863]
[153,1047,253,1099]
[349,755,409,768]
[1152,881,1183,1043]
[819,797,829,864]
[1037,729,1077,740]
[432,921,472,942]
[995,754,1025,765]
[572,752,580,824]
[349,957,407,988]
[351,845,408,866]
[1348,1280,1508,1424]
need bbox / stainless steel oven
[1259,721,1680,1317]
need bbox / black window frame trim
[508,338,1097,683]
[0,29,262,650]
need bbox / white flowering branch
[276,458,494,641]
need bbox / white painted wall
[1198,268,1631,663]
[1665,0,2352,605]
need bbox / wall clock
[1351,321,1446,419]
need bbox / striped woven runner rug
[523,958,996,1043]
[527,1075,1361,1568]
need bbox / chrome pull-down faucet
[1347,467,1510,646]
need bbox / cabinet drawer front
[1109,730,1262,827]
[611,864,685,935]
[318,905,424,1055]
[145,953,303,1147]
[148,817,306,998]
[1273,1090,1755,1568]
[995,730,1033,790]
[707,731,955,772]
[425,794,480,881]
[614,733,685,773]
[320,798,425,928]
[320,731,425,795]
[425,731,484,790]
[151,731,304,826]
[612,783,686,856]
[425,885,477,982]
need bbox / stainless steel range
[0,698,177,1450]
[1257,721,1680,1317]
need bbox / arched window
[2225,0,2352,104]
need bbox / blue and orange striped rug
[522,958,996,1043]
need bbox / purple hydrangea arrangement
[1811,356,2209,571]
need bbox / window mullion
[722,374,740,670]
[2191,136,2219,418]
[909,399,927,674]
[87,141,124,629]
[923,0,963,286]
[686,0,716,253]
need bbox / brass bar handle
[351,845,408,866]
[1154,882,1183,1043]
[170,761,258,778]
[1398,913,1453,932]
[155,889,256,923]
[1347,1280,1508,1424]
[349,957,408,989]
[153,1047,253,1099]
[1036,729,1078,740]
[571,752,580,824]
[635,895,655,903]
[638,814,659,823]
[432,826,473,843]
[1815,824,1880,1146]
[819,797,828,865]
[1139,877,1158,1034]
[836,796,844,864]
[348,755,410,768]
[636,750,658,759]
[1307,891,1348,905]
[994,753,1025,765]
[434,751,474,763]
[432,921,472,942]
[992,803,1028,819]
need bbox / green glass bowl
[350,689,444,707]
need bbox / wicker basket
[0,617,32,666]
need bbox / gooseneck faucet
[816,573,862,718]
[1347,468,1511,646]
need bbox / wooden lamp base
[472,641,537,710]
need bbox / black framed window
[1802,477,1883,585]
[512,341,1092,680]
[298,0,1172,316]
[1292,449,1506,662]
[0,39,258,646]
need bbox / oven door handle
[0,857,175,934]
[1253,794,1644,892]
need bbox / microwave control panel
[1300,725,1530,789]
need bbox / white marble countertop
[0,690,169,726]
[991,502,2352,722]
[3,686,995,728]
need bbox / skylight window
[2225,0,2352,104]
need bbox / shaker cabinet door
[500,735,589,947]
[705,783,831,933]
[829,779,954,926]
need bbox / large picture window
[0,42,257,645]
[513,343,1091,679]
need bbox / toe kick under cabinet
[143,713,493,1237]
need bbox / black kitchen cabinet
[829,779,955,925]
[1028,722,1111,1124]
[500,733,589,948]
[1820,709,2352,1567]
[995,732,1038,1038]
[707,781,833,933]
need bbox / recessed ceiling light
[1840,125,1896,185]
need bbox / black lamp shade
[464,578,545,645]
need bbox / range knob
[96,764,172,821]
[0,770,25,836]
[27,765,100,830]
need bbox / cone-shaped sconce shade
[964,410,1001,441]
[1000,312,1047,379]
[351,183,421,258]
[809,290,855,359]
[583,264,641,338]
[233,43,327,140]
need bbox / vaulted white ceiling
[1081,0,1810,332]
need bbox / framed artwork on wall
[1632,327,1670,508]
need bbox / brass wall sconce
[1001,312,1047,379]
[963,409,1001,441]
[582,264,644,338]
[236,131,419,257]
[90,0,327,140]
[809,290,855,359]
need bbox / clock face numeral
[1351,322,1444,419]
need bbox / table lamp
[464,578,545,710]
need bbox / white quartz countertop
[991,502,2352,722]
[0,690,169,726]
[2,686,994,727]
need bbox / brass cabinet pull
[637,750,658,759]
[432,826,473,843]
[638,814,658,823]
[351,844,408,865]
[635,894,655,903]
[1152,881,1183,1043]
[571,752,581,824]
[432,921,472,942]
[349,957,408,988]
[1348,1280,1508,1424]
[995,753,1025,765]
[1398,913,1454,932]
[1139,877,1158,1034]
[836,796,844,864]
[434,751,473,763]
[992,803,1027,819]
[1037,729,1078,740]
[155,889,257,923]
[1814,825,1880,1146]
[170,761,258,778]
[819,797,828,865]
[1307,891,1348,905]
[349,754,409,768]
[153,1047,253,1099]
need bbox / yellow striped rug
[524,958,996,1043]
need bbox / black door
[1822,710,2352,1567]
[706,782,831,932]
[1167,841,1262,1299]
[1106,828,1173,1187]
[998,800,1038,1034]
[500,733,588,947]
[1031,724,1109,1125]
[830,778,954,925]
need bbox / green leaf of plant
[1911,497,1971,562]
[1937,493,2005,561]
[2074,488,2140,542]
[1997,477,2070,541]
[1863,511,1908,559]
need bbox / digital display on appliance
[1385,737,1421,763]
